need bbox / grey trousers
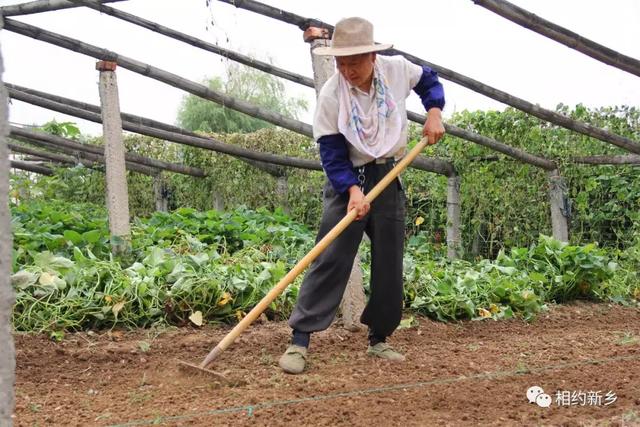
[288,161,406,338]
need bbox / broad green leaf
[34,252,74,270]
[82,230,101,244]
[256,268,271,284]
[188,253,209,266]
[63,230,82,245]
[143,247,166,267]
[496,266,516,275]
[73,247,87,262]
[528,272,546,283]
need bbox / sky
[1,0,639,137]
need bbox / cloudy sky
[1,0,639,136]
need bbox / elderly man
[280,17,445,374]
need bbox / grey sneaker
[278,344,308,374]
[367,342,405,361]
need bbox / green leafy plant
[10,201,638,333]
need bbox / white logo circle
[526,385,544,403]
[536,393,552,408]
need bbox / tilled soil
[13,301,640,426]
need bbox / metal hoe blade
[176,359,230,383]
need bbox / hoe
[178,137,431,380]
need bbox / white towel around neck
[337,63,402,159]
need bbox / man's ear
[371,52,377,62]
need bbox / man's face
[336,53,375,89]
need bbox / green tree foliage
[176,62,308,133]
[405,105,640,257]
[172,128,322,224]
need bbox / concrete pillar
[153,173,169,212]
[305,27,335,96]
[212,192,224,211]
[0,27,17,425]
[446,174,462,259]
[547,169,570,242]
[97,61,131,254]
[304,27,366,332]
[276,175,290,214]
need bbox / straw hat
[313,17,392,56]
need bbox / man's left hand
[423,108,445,145]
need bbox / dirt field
[13,301,640,426]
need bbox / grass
[615,331,639,346]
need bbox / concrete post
[304,27,366,332]
[0,26,17,425]
[547,169,570,242]
[305,27,335,96]
[97,61,131,254]
[446,174,462,259]
[212,192,224,211]
[275,175,290,214]
[153,173,169,212]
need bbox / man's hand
[423,107,445,145]
[347,185,370,220]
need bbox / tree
[177,62,308,133]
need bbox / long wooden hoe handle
[199,138,430,369]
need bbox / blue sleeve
[318,134,359,195]
[412,65,445,112]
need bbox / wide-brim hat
[314,17,392,56]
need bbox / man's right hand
[347,185,370,220]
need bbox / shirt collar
[348,78,376,96]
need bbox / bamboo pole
[10,125,201,176]
[8,88,322,171]
[19,156,50,162]
[69,0,315,88]
[215,0,640,155]
[0,0,125,16]
[8,85,456,175]
[10,142,97,167]
[472,0,640,78]
[407,111,557,170]
[2,20,530,171]
[11,126,200,178]
[2,19,316,138]
[6,84,287,178]
[10,159,53,175]
[64,1,560,170]
[573,155,640,165]
[10,134,158,176]
[389,48,640,155]
[5,4,630,169]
